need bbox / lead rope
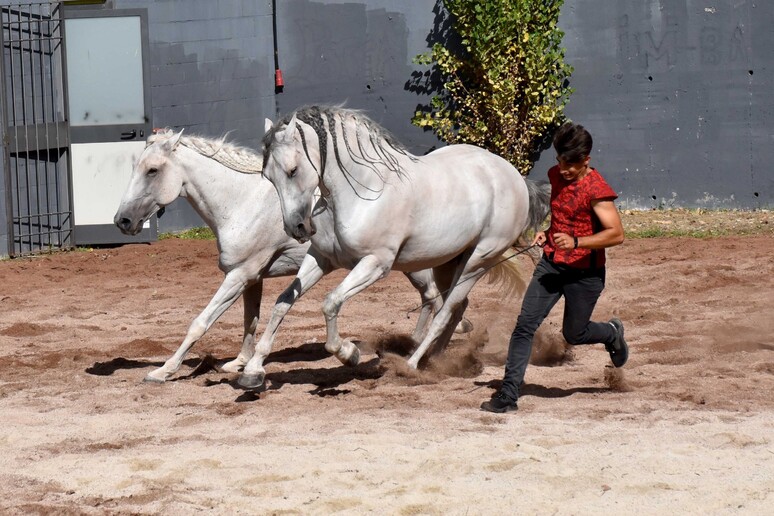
[405,243,539,317]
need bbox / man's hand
[531,231,547,247]
[552,232,576,250]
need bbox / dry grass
[621,208,772,238]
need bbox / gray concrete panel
[274,0,442,155]
[531,0,771,209]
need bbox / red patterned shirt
[542,166,618,269]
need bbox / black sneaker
[607,318,629,367]
[480,392,518,413]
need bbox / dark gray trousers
[500,255,616,401]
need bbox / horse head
[262,115,320,243]
[114,129,185,235]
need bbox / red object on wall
[275,69,284,88]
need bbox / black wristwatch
[573,236,579,249]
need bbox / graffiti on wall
[617,14,749,71]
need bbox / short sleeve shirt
[542,165,618,269]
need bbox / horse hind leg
[430,297,468,359]
[406,259,479,369]
[219,280,263,373]
[454,310,473,334]
[428,260,469,357]
[404,270,442,343]
[405,269,472,344]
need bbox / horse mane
[263,105,417,199]
[149,129,263,174]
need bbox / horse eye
[147,167,159,176]
[289,168,297,178]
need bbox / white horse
[114,129,455,382]
[238,106,550,388]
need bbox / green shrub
[412,0,573,174]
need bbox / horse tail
[484,254,528,299]
[523,178,551,236]
[483,178,550,298]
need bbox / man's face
[556,155,591,181]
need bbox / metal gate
[1,0,71,256]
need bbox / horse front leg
[219,280,263,373]
[322,254,391,366]
[238,252,331,389]
[144,269,248,383]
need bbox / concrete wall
[532,0,772,209]
[275,0,772,209]
[274,0,442,155]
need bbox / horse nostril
[118,218,132,230]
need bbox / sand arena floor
[0,229,772,514]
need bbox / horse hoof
[218,360,245,373]
[455,318,474,334]
[406,357,419,369]
[344,345,360,367]
[143,373,166,384]
[238,371,265,389]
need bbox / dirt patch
[0,229,772,513]
[0,322,50,337]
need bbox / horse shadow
[85,341,384,401]
[263,341,332,364]
[197,356,384,403]
[85,340,336,378]
[86,357,170,376]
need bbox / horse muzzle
[114,205,165,236]
[114,213,142,235]
[288,218,316,243]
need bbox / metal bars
[1,0,71,256]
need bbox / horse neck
[177,148,261,233]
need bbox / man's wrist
[573,236,579,249]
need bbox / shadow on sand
[475,379,610,399]
[85,341,386,402]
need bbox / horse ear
[167,129,184,150]
[279,115,297,144]
[264,118,274,134]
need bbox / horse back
[410,144,528,220]
[386,144,530,266]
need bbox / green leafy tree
[412,0,573,174]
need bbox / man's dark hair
[553,122,592,163]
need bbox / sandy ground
[0,231,773,514]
